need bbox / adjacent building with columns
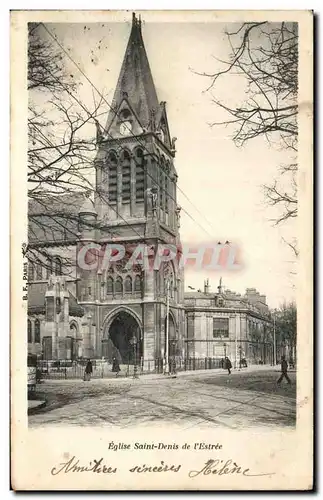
[185,280,273,367]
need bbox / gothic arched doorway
[102,311,142,364]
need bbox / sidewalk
[29,366,296,428]
[28,399,46,414]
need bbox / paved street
[29,368,296,429]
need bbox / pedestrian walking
[112,357,121,377]
[36,367,42,384]
[84,359,93,381]
[277,356,291,385]
[170,357,177,376]
[241,358,248,368]
[225,356,232,375]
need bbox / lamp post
[130,335,138,379]
[238,345,242,370]
[233,315,238,370]
[170,339,177,375]
[164,277,171,375]
[273,314,277,366]
[223,342,227,359]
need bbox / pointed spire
[94,119,103,144]
[105,13,159,132]
[132,12,142,31]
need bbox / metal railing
[36,357,225,380]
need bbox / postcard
[10,9,313,490]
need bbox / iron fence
[36,357,224,380]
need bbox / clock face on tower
[119,121,132,136]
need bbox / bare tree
[27,23,108,275]
[196,22,298,252]
[28,22,74,93]
[273,301,297,364]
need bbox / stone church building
[28,14,273,368]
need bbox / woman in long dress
[84,359,93,381]
[112,357,121,377]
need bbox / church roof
[28,193,84,244]
[105,13,160,132]
[28,282,47,314]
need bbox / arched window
[28,262,34,282]
[34,319,40,343]
[46,259,52,279]
[27,320,32,343]
[36,262,42,280]
[115,276,123,295]
[108,151,118,203]
[107,276,113,295]
[108,150,117,164]
[54,257,62,276]
[134,275,142,293]
[121,150,131,203]
[125,275,132,293]
[135,148,144,202]
[120,108,130,120]
[70,322,77,338]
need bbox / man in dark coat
[225,356,232,375]
[277,356,291,384]
[84,359,93,381]
[112,357,121,377]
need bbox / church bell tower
[88,13,185,365]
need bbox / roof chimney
[204,278,210,294]
[217,276,223,294]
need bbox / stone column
[82,312,94,358]
[186,313,195,359]
[44,276,69,360]
[44,293,56,359]
[94,302,101,358]
[65,337,72,360]
[142,302,156,369]
[141,264,156,370]
[76,338,83,358]
[56,280,70,360]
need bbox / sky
[37,15,297,308]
